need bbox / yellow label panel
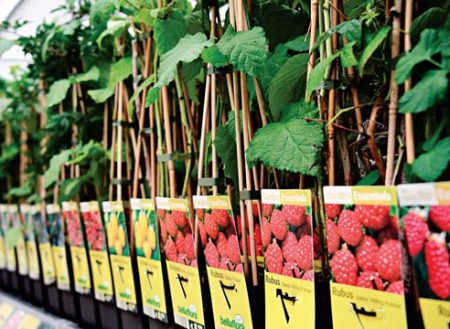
[39,242,55,285]
[27,241,40,280]
[207,267,253,329]
[0,237,6,269]
[5,246,16,272]
[330,282,407,329]
[167,261,205,328]
[52,246,70,290]
[17,314,40,329]
[71,246,91,293]
[89,250,114,302]
[352,186,397,205]
[0,303,14,327]
[16,239,28,275]
[110,254,137,312]
[265,272,314,329]
[435,182,450,205]
[138,257,168,321]
[419,297,450,329]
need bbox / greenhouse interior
[0,0,448,328]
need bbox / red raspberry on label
[204,213,219,239]
[302,270,314,281]
[326,219,340,254]
[196,209,205,221]
[330,246,358,286]
[386,281,404,295]
[262,204,274,218]
[156,209,166,219]
[297,235,313,271]
[175,231,185,254]
[376,239,402,282]
[184,233,195,260]
[165,239,178,262]
[254,223,262,247]
[337,210,363,247]
[282,262,301,278]
[198,221,207,247]
[355,205,390,231]
[356,271,384,290]
[165,214,178,238]
[270,209,288,240]
[425,234,450,299]
[325,204,342,219]
[404,211,429,257]
[429,205,450,231]
[356,235,379,272]
[265,241,283,274]
[261,218,272,247]
[283,205,306,227]
[172,210,187,228]
[216,232,228,258]
[159,219,167,243]
[282,232,299,262]
[212,209,230,228]
[219,257,231,270]
[226,234,241,265]
[205,241,220,268]
[235,263,243,273]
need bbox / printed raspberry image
[81,209,106,251]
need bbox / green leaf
[216,27,269,77]
[109,57,132,86]
[44,149,72,189]
[59,177,84,201]
[396,29,441,84]
[6,183,32,198]
[46,79,71,108]
[147,33,210,106]
[268,54,309,121]
[399,69,448,113]
[88,87,115,103]
[358,26,391,76]
[153,10,186,55]
[340,42,358,68]
[314,19,362,50]
[72,66,100,83]
[215,114,238,187]
[128,74,155,115]
[356,170,381,186]
[423,117,448,152]
[410,8,447,39]
[246,114,324,176]
[0,38,14,56]
[412,137,450,181]
[201,45,228,68]
[134,8,154,26]
[259,45,289,92]
[97,20,129,48]
[306,52,340,100]
[283,34,310,53]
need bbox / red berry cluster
[403,205,450,299]
[199,209,243,273]
[64,210,84,247]
[262,204,314,281]
[327,204,404,294]
[81,210,105,251]
[158,210,196,267]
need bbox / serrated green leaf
[281,100,320,122]
[216,27,268,77]
[97,20,129,48]
[259,45,289,93]
[46,79,71,108]
[201,45,229,68]
[358,26,391,76]
[72,66,100,83]
[269,54,309,120]
[410,8,447,39]
[59,177,84,201]
[340,41,358,68]
[215,114,238,187]
[134,8,154,26]
[423,117,448,152]
[153,10,186,55]
[0,38,14,56]
[314,19,362,50]
[399,69,448,113]
[356,170,381,186]
[147,33,209,106]
[396,29,441,84]
[246,116,324,176]
[109,57,132,86]
[88,87,115,103]
[44,149,72,189]
[412,137,450,181]
[306,52,340,100]
[283,34,310,53]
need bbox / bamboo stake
[367,99,386,181]
[385,0,402,185]
[308,0,320,80]
[161,86,176,198]
[404,0,415,163]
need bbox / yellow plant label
[71,246,91,293]
[5,246,16,272]
[330,282,407,329]
[89,250,114,302]
[39,242,55,285]
[27,241,40,280]
[207,267,253,329]
[0,303,14,327]
[110,254,137,311]
[419,298,450,329]
[0,237,6,269]
[166,261,205,329]
[17,314,40,329]
[52,245,70,290]
[16,239,28,275]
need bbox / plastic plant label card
[9,205,28,276]
[261,189,315,329]
[193,195,253,329]
[0,205,16,272]
[34,204,55,285]
[22,205,40,280]
[80,201,114,302]
[103,201,138,312]
[397,182,450,329]
[131,198,168,323]
[62,202,91,294]
[17,313,40,329]
[0,205,7,270]
[46,204,70,291]
[0,302,14,327]
[323,186,407,329]
[156,197,205,329]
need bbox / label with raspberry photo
[156,197,205,329]
[193,195,253,329]
[9,205,28,276]
[80,201,114,302]
[397,182,450,329]
[130,198,168,322]
[103,201,138,312]
[324,186,407,329]
[22,205,40,280]
[261,189,315,329]
[62,201,91,294]
[46,204,70,291]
